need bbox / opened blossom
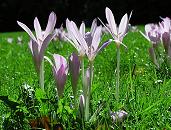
[66,19,88,58]
[17,12,57,73]
[102,7,129,47]
[66,19,112,61]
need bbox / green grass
[0,28,171,129]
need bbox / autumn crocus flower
[66,19,112,121]
[102,7,129,47]
[141,24,161,44]
[66,19,112,62]
[69,53,80,106]
[159,17,171,55]
[50,54,68,97]
[17,12,57,90]
[66,19,88,58]
[17,12,56,73]
[54,25,67,41]
[82,20,112,62]
[100,7,131,102]
[140,23,161,68]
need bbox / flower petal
[96,39,112,54]
[53,65,67,97]
[39,31,56,64]
[98,17,113,35]
[79,22,85,37]
[118,13,128,37]
[105,7,117,35]
[91,26,102,53]
[17,21,36,41]
[90,18,97,36]
[66,19,81,51]
[30,40,40,72]
[145,24,152,35]
[70,21,88,52]
[52,54,68,97]
[34,17,42,40]
[69,53,80,95]
[44,12,57,38]
[53,54,67,72]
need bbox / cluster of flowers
[17,7,130,122]
[141,17,171,68]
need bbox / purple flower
[69,53,80,96]
[160,17,171,34]
[159,17,171,55]
[86,25,112,61]
[66,19,112,61]
[144,24,161,43]
[66,19,88,57]
[140,23,161,67]
[52,54,68,97]
[54,25,67,41]
[17,12,57,73]
[102,7,129,47]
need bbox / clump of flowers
[141,17,171,68]
[65,18,112,121]
[53,24,67,41]
[13,6,135,129]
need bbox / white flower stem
[85,61,93,121]
[116,47,120,102]
[40,59,44,91]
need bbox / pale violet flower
[140,23,161,68]
[17,12,57,73]
[100,7,130,47]
[47,54,68,97]
[66,19,112,61]
[141,24,161,43]
[110,110,128,122]
[66,19,88,58]
[69,53,80,97]
[53,25,67,41]
[159,17,171,55]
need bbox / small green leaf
[35,88,46,102]
[64,106,73,114]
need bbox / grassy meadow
[0,27,171,129]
